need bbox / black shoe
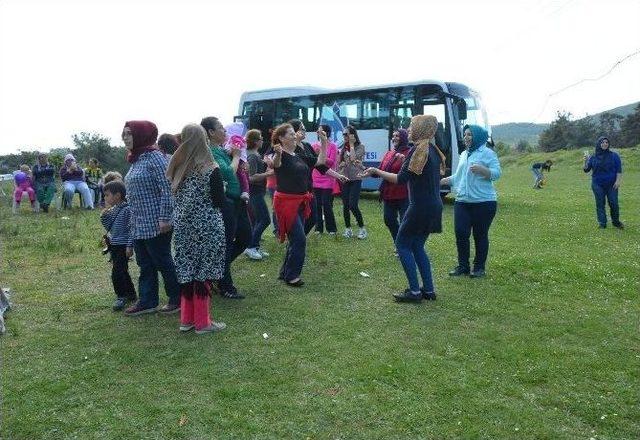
[613,222,624,229]
[112,298,127,311]
[393,289,423,303]
[285,279,304,287]
[221,289,245,299]
[470,269,486,278]
[449,266,470,276]
[420,288,437,300]
[599,224,606,229]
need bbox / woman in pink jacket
[311,124,338,235]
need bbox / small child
[101,180,137,311]
[224,122,250,202]
[13,165,37,213]
[103,171,123,184]
[531,160,553,189]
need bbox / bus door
[388,104,415,150]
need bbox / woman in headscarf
[122,120,181,316]
[32,153,57,212]
[361,115,445,302]
[440,124,502,278]
[378,128,411,252]
[60,153,94,209]
[583,136,623,229]
[166,124,227,334]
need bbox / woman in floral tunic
[166,124,227,335]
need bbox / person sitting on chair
[85,158,105,207]
[13,165,37,213]
[60,153,93,209]
[32,153,56,212]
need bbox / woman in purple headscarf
[377,129,411,254]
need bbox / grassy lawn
[1,149,638,439]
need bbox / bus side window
[361,91,389,130]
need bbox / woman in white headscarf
[166,124,227,335]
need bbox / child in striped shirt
[101,180,137,311]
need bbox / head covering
[408,115,446,175]
[595,136,610,155]
[124,120,159,163]
[64,153,76,164]
[166,124,217,193]
[395,128,409,150]
[224,122,248,162]
[463,124,489,154]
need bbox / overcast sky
[1,0,639,154]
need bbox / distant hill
[491,123,548,146]
[492,101,639,146]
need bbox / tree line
[0,133,130,175]
[2,105,639,173]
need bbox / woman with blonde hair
[361,115,445,302]
[166,124,227,334]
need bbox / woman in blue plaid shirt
[122,120,181,316]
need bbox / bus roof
[239,79,452,103]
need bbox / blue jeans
[395,230,434,293]
[454,201,497,271]
[383,198,409,242]
[279,213,306,282]
[268,188,279,235]
[341,180,364,228]
[219,198,251,294]
[63,181,93,208]
[313,188,337,233]
[531,167,543,187]
[249,192,271,248]
[591,183,620,226]
[134,232,180,308]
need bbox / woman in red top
[379,129,411,251]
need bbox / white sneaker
[357,228,368,239]
[195,322,226,334]
[327,232,337,237]
[244,248,263,260]
[179,324,195,332]
[342,228,353,238]
[258,249,270,257]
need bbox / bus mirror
[457,100,467,120]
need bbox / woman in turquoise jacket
[441,124,501,278]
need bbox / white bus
[236,80,491,191]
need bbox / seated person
[85,158,105,207]
[13,165,37,213]
[32,153,57,212]
[60,153,93,209]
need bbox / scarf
[408,115,446,175]
[124,120,159,163]
[166,124,217,193]
[464,124,489,156]
[594,136,610,156]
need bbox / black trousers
[110,245,137,299]
[219,197,252,294]
[454,201,497,271]
[341,180,364,228]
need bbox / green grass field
[1,149,638,439]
